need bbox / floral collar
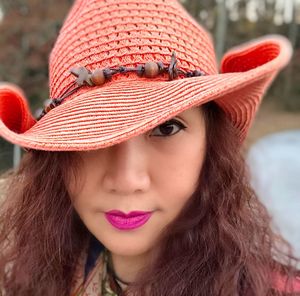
[71,246,128,296]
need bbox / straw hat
[0,0,293,151]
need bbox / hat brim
[0,35,292,151]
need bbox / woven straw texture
[0,0,293,151]
[49,0,218,101]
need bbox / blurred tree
[215,0,228,61]
[283,0,300,110]
[0,0,71,109]
[0,0,72,171]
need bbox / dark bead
[52,98,60,106]
[119,66,126,73]
[137,65,145,77]
[193,70,205,77]
[144,62,159,78]
[91,69,106,86]
[45,105,52,113]
[103,68,113,80]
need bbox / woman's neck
[110,251,150,284]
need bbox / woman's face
[70,107,207,257]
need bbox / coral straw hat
[0,0,293,151]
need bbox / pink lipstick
[105,210,153,230]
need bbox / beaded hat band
[37,52,205,121]
[0,0,293,152]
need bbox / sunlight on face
[69,107,207,257]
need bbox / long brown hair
[0,102,299,295]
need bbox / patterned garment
[101,249,126,296]
[69,243,300,296]
[71,249,127,296]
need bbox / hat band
[37,51,206,121]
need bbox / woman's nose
[102,137,151,195]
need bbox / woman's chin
[98,233,154,257]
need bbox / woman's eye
[150,119,187,137]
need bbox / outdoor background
[0,0,300,259]
[0,0,299,170]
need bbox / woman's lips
[105,210,153,230]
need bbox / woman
[0,0,299,295]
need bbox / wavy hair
[0,102,299,295]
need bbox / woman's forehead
[175,106,203,119]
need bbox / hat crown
[49,0,218,99]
